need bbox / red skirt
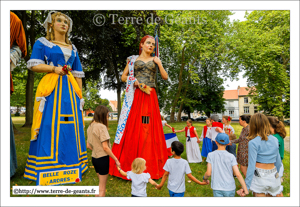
[109,88,168,180]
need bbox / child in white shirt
[203,133,248,197]
[161,115,175,132]
[117,158,158,197]
[156,141,209,197]
[222,115,235,135]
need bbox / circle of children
[88,105,286,197]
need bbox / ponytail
[267,116,286,138]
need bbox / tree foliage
[82,81,112,112]
[157,10,232,122]
[68,10,159,120]
[226,11,290,119]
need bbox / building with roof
[222,89,239,120]
[221,86,259,120]
[109,100,118,112]
[237,86,259,116]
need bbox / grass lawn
[10,118,290,197]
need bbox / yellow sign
[39,168,79,186]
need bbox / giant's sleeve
[15,18,27,57]
[27,40,45,70]
[71,51,85,78]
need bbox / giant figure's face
[141,38,155,54]
[53,15,69,35]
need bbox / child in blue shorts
[156,141,209,197]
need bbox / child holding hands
[156,141,209,197]
[174,119,202,163]
[201,118,213,161]
[117,158,158,197]
[161,115,175,133]
[203,133,248,197]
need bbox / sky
[100,11,251,101]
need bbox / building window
[244,107,249,114]
[229,110,234,117]
[254,106,258,113]
[244,97,248,104]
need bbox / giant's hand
[54,67,67,76]
[134,79,140,87]
[153,56,162,66]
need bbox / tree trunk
[23,70,34,127]
[23,10,35,128]
[205,111,211,118]
[170,46,186,123]
[177,102,183,122]
[110,52,122,122]
[187,109,191,119]
[176,71,191,122]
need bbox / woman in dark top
[109,35,169,180]
[230,115,251,177]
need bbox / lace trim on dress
[71,70,85,78]
[72,44,77,57]
[27,59,46,70]
[38,37,78,55]
[38,37,55,48]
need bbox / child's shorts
[92,155,109,175]
[250,167,283,196]
[213,190,235,197]
[168,189,184,197]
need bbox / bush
[15,112,20,117]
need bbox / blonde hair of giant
[45,12,72,45]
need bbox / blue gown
[10,115,17,177]
[24,37,88,185]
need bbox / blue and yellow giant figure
[24,11,88,185]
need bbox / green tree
[226,10,290,120]
[10,61,27,113]
[69,10,159,120]
[12,10,47,127]
[157,10,232,122]
[82,81,112,112]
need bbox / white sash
[114,55,139,144]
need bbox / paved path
[284,136,290,152]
